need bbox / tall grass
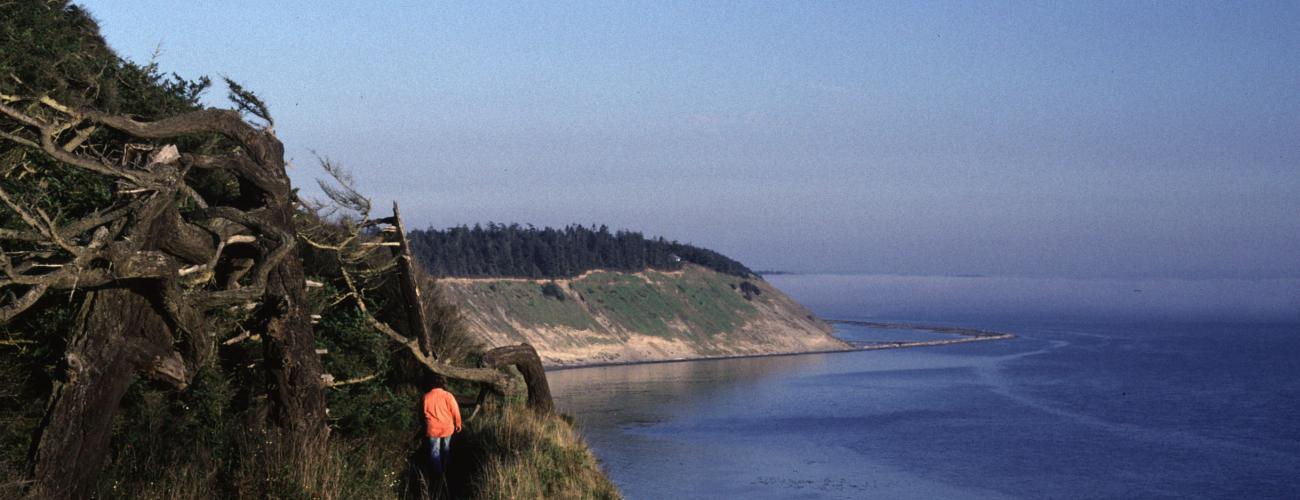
[83,386,618,499]
[94,426,408,499]
[450,403,620,500]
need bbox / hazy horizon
[770,273,1300,324]
[78,1,1300,280]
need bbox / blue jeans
[427,436,451,474]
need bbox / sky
[77,1,1299,279]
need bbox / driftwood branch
[338,267,510,392]
[481,344,555,414]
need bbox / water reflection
[546,339,1018,500]
[550,352,832,428]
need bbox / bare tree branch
[0,282,48,323]
[0,100,151,184]
[0,200,140,243]
[323,373,377,388]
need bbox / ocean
[547,274,1300,499]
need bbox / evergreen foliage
[408,223,755,279]
[0,4,621,498]
[0,1,210,232]
[0,3,426,496]
[0,1,214,489]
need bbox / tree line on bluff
[407,223,756,279]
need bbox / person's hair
[423,373,446,391]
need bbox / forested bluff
[412,225,847,366]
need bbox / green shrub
[541,282,567,301]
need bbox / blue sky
[78,1,1299,279]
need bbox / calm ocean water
[547,275,1300,499]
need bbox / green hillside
[440,265,847,365]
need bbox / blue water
[547,276,1300,499]
[833,323,960,344]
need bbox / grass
[579,272,680,337]
[76,398,619,500]
[448,402,620,500]
[89,430,398,499]
[574,268,761,341]
[450,266,763,346]
[461,281,601,337]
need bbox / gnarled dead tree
[302,166,552,414]
[0,85,327,497]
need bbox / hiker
[422,373,463,476]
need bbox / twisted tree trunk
[28,289,178,498]
[482,344,554,414]
[0,95,329,494]
[260,195,330,453]
[94,107,330,453]
[26,189,198,497]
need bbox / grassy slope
[578,269,756,340]
[441,265,843,364]
[78,401,619,500]
[447,267,759,342]
[450,405,620,500]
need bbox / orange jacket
[423,388,462,438]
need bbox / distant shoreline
[826,319,1014,339]
[544,320,1015,371]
